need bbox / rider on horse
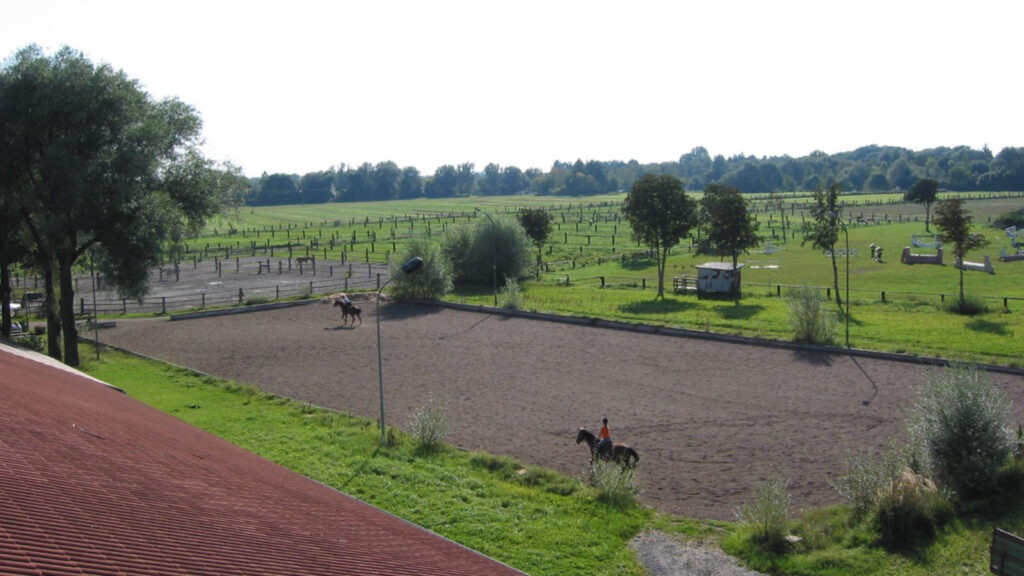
[339,293,352,311]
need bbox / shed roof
[695,261,745,270]
[0,344,526,576]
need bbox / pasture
[19,190,1020,366]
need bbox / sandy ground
[98,298,1024,521]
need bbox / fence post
[565,275,570,286]
[161,297,166,315]
[276,285,279,300]
[1005,297,1009,311]
[202,293,205,308]
[642,278,646,289]
[79,297,85,316]
[600,276,605,288]
[377,273,382,290]
[122,299,127,314]
[777,285,781,297]
[881,291,886,303]
[238,288,243,304]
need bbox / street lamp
[837,216,850,348]
[376,255,424,446]
[475,208,498,306]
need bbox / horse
[332,298,362,325]
[576,428,639,467]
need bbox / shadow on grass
[619,256,658,271]
[966,317,1010,336]
[713,303,766,320]
[619,298,696,315]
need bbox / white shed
[696,262,744,294]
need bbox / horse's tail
[628,448,639,466]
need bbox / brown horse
[576,428,639,467]
[333,299,362,325]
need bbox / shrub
[787,285,836,345]
[943,294,990,316]
[589,460,638,509]
[834,443,950,547]
[407,399,447,451]
[441,215,533,287]
[499,275,524,310]
[388,237,453,301]
[735,477,791,549]
[907,364,1015,498]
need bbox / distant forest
[245,144,1024,206]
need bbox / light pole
[475,208,498,306]
[837,217,850,348]
[376,256,424,446]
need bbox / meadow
[186,191,1024,366]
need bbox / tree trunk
[0,259,10,338]
[41,262,62,362]
[656,246,667,299]
[59,252,80,367]
[830,249,841,307]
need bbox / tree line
[246,144,1024,205]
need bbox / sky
[2,1,1021,178]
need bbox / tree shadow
[789,349,835,366]
[965,318,1009,336]
[619,299,696,315]
[378,301,446,320]
[619,256,657,271]
[713,303,765,320]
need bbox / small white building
[696,262,744,294]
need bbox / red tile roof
[0,345,527,575]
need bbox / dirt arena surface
[99,299,1024,521]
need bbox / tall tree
[905,178,940,232]
[0,45,241,365]
[802,183,843,307]
[932,198,991,306]
[517,207,552,268]
[696,184,760,292]
[621,174,697,299]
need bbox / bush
[834,443,950,547]
[735,477,791,549]
[787,285,836,345]
[907,364,1015,498]
[943,294,990,316]
[388,238,453,301]
[407,399,447,451]
[499,275,524,309]
[589,459,638,509]
[441,215,533,287]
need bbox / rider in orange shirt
[597,418,612,456]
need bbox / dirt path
[98,299,1024,521]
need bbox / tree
[932,198,990,307]
[621,174,697,299]
[254,173,300,205]
[441,214,532,288]
[299,170,334,203]
[517,207,552,267]
[696,184,760,293]
[387,237,452,301]
[0,45,240,365]
[905,178,940,232]
[802,183,843,307]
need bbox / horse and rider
[576,417,639,467]
[332,293,362,325]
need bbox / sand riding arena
[99,299,1024,521]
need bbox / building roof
[0,344,526,576]
[695,261,745,270]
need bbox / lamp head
[401,256,424,274]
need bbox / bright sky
[3,1,1021,178]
